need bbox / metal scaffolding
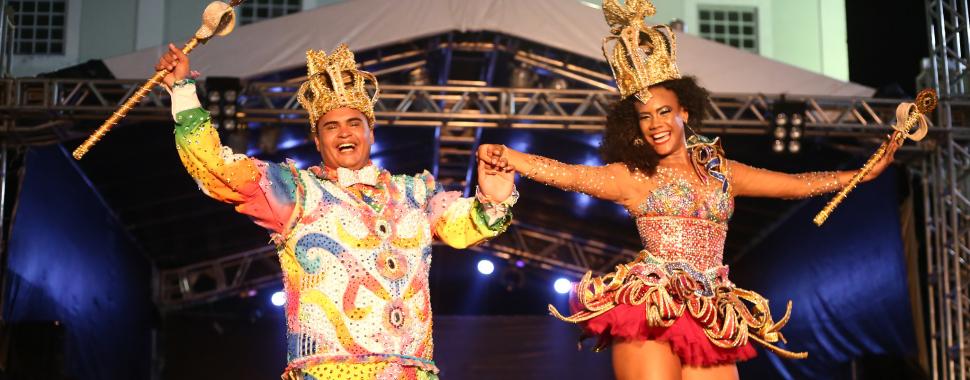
[156,220,640,310]
[925,0,970,379]
[5,76,951,191]
[1,78,955,141]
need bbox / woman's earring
[683,113,696,136]
[633,137,645,146]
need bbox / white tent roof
[104,0,873,97]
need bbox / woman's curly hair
[599,76,710,175]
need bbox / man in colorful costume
[156,43,517,379]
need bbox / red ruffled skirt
[572,299,757,367]
[550,252,806,367]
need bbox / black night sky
[846,0,929,97]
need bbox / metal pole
[0,2,9,77]
[939,148,955,380]
[463,127,483,197]
[925,158,941,380]
[0,140,7,320]
[947,138,964,380]
[923,0,970,377]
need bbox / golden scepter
[72,1,244,160]
[813,88,937,226]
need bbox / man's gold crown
[602,0,681,103]
[297,44,380,130]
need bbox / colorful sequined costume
[170,82,512,379]
[542,139,806,366]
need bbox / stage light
[772,139,785,153]
[554,278,572,294]
[515,259,525,268]
[773,126,787,140]
[409,67,429,86]
[206,76,243,132]
[271,291,286,307]
[277,137,302,150]
[774,113,788,126]
[770,100,807,154]
[550,77,569,90]
[511,64,537,88]
[477,259,495,275]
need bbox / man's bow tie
[336,165,380,187]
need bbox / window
[698,5,758,53]
[238,0,302,26]
[10,0,66,55]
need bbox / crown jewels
[602,0,681,103]
[297,44,380,129]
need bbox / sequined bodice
[632,168,734,270]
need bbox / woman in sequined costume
[477,2,899,376]
[480,77,899,380]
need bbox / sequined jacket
[170,83,512,374]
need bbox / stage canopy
[103,0,873,97]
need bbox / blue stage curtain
[732,167,917,379]
[3,146,154,380]
[434,315,612,379]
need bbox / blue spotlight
[271,291,287,307]
[477,259,495,275]
[278,138,303,150]
[554,278,572,294]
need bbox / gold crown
[602,0,681,103]
[297,44,380,130]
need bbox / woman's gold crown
[602,0,681,103]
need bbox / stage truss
[156,220,640,310]
[925,0,970,379]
